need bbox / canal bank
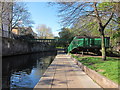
[2,51,57,89]
[2,37,56,56]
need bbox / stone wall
[70,55,118,88]
[2,37,56,56]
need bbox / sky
[26,2,61,36]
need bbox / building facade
[0,2,13,37]
[12,27,38,38]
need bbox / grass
[56,47,64,49]
[72,55,120,84]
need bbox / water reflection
[2,51,57,89]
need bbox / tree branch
[103,13,114,28]
[93,2,103,28]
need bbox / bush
[106,48,120,57]
[13,34,35,40]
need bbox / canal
[2,51,57,89]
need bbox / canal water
[2,51,57,89]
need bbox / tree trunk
[101,32,106,61]
[9,2,13,38]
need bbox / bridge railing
[28,39,57,43]
[28,39,71,43]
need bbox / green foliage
[59,28,74,40]
[14,34,35,40]
[113,31,120,39]
[73,55,120,84]
[57,2,119,51]
[58,27,74,48]
[72,18,100,37]
[98,2,114,11]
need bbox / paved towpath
[34,50,102,89]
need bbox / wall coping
[68,54,119,89]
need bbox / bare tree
[36,24,54,39]
[12,2,34,29]
[54,2,115,60]
[0,1,34,38]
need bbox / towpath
[34,50,102,89]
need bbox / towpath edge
[34,50,102,89]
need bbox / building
[0,2,13,37]
[12,27,38,38]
